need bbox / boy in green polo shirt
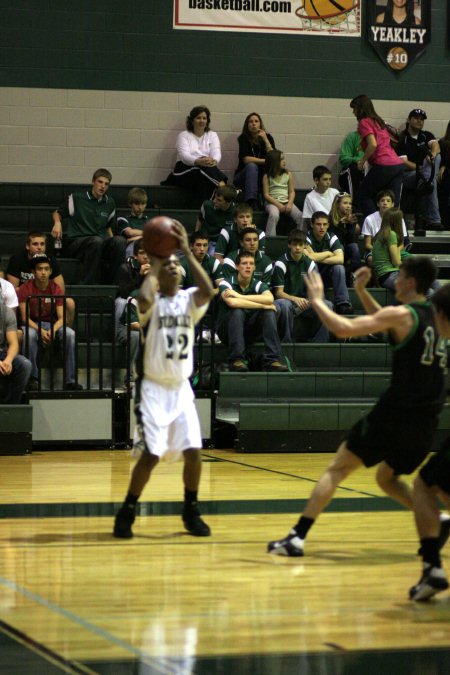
[306,211,352,315]
[273,230,331,342]
[195,185,236,255]
[217,252,287,372]
[214,203,266,263]
[52,168,126,284]
[223,227,273,284]
[117,187,150,259]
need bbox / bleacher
[1,182,449,453]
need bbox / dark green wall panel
[0,1,449,101]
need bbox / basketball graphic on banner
[296,0,358,25]
[386,47,409,71]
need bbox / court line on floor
[201,452,379,497]
[0,575,188,675]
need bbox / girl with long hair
[377,0,421,27]
[329,192,361,277]
[234,112,275,210]
[350,94,405,217]
[372,207,406,291]
[262,150,303,236]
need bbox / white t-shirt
[176,130,222,166]
[140,287,208,387]
[303,188,339,219]
[362,211,407,239]
[0,278,19,309]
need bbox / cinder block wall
[0,1,448,188]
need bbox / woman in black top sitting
[234,112,275,210]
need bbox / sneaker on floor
[201,329,212,344]
[230,360,249,372]
[265,361,288,372]
[26,378,39,391]
[65,382,83,391]
[409,565,449,601]
[212,332,221,344]
[336,303,353,315]
[182,504,211,536]
[113,505,135,539]
[267,529,304,557]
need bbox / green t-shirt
[223,249,273,284]
[198,200,235,242]
[117,212,148,236]
[215,225,266,257]
[217,275,270,327]
[372,230,399,279]
[58,190,116,239]
[272,252,316,297]
[179,254,223,290]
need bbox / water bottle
[54,236,62,257]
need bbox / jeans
[403,154,441,225]
[234,163,260,203]
[264,204,304,236]
[24,322,76,383]
[345,242,362,273]
[319,264,350,306]
[0,351,32,404]
[275,299,331,343]
[116,324,140,382]
[357,163,405,216]
[218,308,282,365]
[380,271,440,298]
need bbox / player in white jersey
[113,222,214,539]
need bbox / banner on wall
[174,1,361,36]
[367,0,431,73]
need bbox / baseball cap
[30,253,51,268]
[408,108,427,120]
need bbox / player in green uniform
[268,257,449,558]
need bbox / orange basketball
[299,0,357,24]
[142,216,178,258]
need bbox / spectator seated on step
[0,298,31,404]
[117,187,151,259]
[214,203,265,264]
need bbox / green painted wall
[1,1,449,100]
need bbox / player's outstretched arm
[353,266,382,315]
[173,220,214,307]
[305,270,406,339]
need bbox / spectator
[262,150,303,236]
[115,237,150,329]
[396,108,442,230]
[164,105,227,204]
[302,166,339,228]
[51,168,126,284]
[0,299,31,403]
[18,254,82,391]
[6,230,75,326]
[438,120,450,229]
[372,208,405,291]
[195,185,237,255]
[0,277,20,312]
[338,130,364,201]
[217,252,287,373]
[180,231,223,344]
[306,211,353,314]
[214,203,265,263]
[376,0,421,26]
[234,112,275,209]
[116,290,140,387]
[117,187,150,258]
[362,189,409,266]
[223,227,273,285]
[273,230,331,343]
[329,192,362,281]
[350,95,405,216]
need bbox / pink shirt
[358,118,403,167]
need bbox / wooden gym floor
[0,449,449,674]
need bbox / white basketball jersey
[141,287,207,387]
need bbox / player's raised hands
[305,270,325,303]
[353,266,372,293]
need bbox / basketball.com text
[188,0,292,13]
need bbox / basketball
[297,0,357,24]
[142,216,179,258]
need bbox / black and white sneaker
[113,505,135,539]
[409,565,449,601]
[267,529,304,557]
[182,504,211,537]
